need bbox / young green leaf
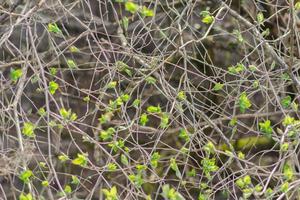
[102,186,118,200]
[48,23,62,34]
[281,96,292,109]
[239,92,251,113]
[213,82,224,91]
[140,6,154,17]
[125,2,139,14]
[150,152,160,168]
[10,68,23,83]
[139,113,149,126]
[49,81,59,95]
[72,153,88,167]
[19,170,33,183]
[259,120,273,137]
[22,122,35,137]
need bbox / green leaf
[259,120,273,136]
[67,59,77,69]
[133,99,141,108]
[239,92,251,113]
[147,105,161,113]
[49,67,58,75]
[69,45,79,53]
[71,175,80,185]
[10,68,23,83]
[202,15,214,24]
[121,154,129,165]
[121,17,129,31]
[48,23,62,34]
[281,96,292,109]
[102,186,118,200]
[19,193,33,200]
[42,180,49,187]
[49,81,59,95]
[38,107,46,116]
[213,82,224,91]
[160,112,169,128]
[107,163,117,172]
[22,122,35,137]
[99,127,115,141]
[19,170,33,183]
[228,63,245,74]
[145,76,156,84]
[283,163,294,181]
[257,12,264,24]
[177,91,186,101]
[139,113,149,126]
[125,2,139,14]
[64,184,72,194]
[140,6,154,17]
[72,153,88,167]
[161,184,185,200]
[282,115,295,126]
[201,158,219,179]
[170,158,182,179]
[179,129,190,142]
[58,154,69,162]
[108,81,117,88]
[150,152,160,168]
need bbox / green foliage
[121,154,129,165]
[178,129,190,142]
[71,175,80,185]
[147,105,161,113]
[161,184,185,200]
[201,158,219,178]
[259,120,273,137]
[129,172,144,188]
[203,141,215,155]
[170,158,182,179]
[281,96,292,109]
[108,81,117,89]
[67,59,77,69]
[69,45,79,53]
[22,122,35,137]
[282,115,296,126]
[58,154,69,162]
[72,153,88,167]
[107,163,117,172]
[64,184,72,194]
[10,68,22,83]
[150,152,160,168]
[102,186,118,200]
[19,193,33,200]
[100,127,116,141]
[139,113,149,126]
[48,22,62,34]
[177,91,186,101]
[19,170,33,183]
[141,6,154,17]
[228,63,245,74]
[160,112,169,128]
[200,11,214,24]
[283,163,294,181]
[125,2,139,14]
[212,82,224,91]
[146,76,156,84]
[59,108,77,121]
[42,180,49,187]
[256,12,264,24]
[239,92,251,113]
[49,81,59,95]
